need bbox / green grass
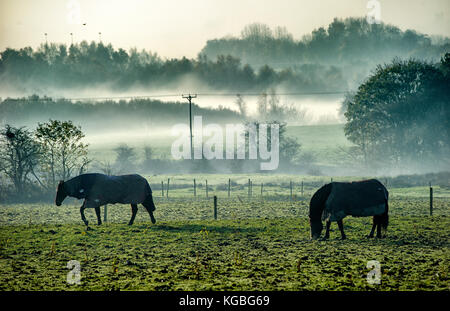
[0,217,448,291]
[286,124,353,150]
[0,185,449,291]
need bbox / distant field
[86,124,353,166]
[286,124,353,151]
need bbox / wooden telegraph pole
[182,94,197,159]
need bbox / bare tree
[114,144,136,173]
[96,160,115,176]
[257,92,268,119]
[235,94,247,117]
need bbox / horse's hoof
[366,235,374,238]
[320,237,329,241]
[86,226,92,231]
[341,236,347,240]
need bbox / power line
[198,91,347,97]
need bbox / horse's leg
[142,195,156,224]
[368,216,376,238]
[376,220,382,238]
[94,206,102,225]
[322,220,331,240]
[128,204,138,226]
[80,203,89,227]
[337,219,346,240]
[143,205,156,224]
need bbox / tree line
[0,88,316,131]
[0,96,244,131]
[202,18,448,69]
[201,18,449,90]
[0,43,346,94]
[3,17,446,95]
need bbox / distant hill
[200,17,449,88]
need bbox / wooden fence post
[301,181,304,197]
[194,178,196,198]
[161,181,164,197]
[248,179,251,199]
[213,196,217,220]
[104,204,107,222]
[166,178,170,199]
[290,181,293,201]
[228,178,231,198]
[430,182,433,216]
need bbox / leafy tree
[0,125,41,193]
[35,120,90,189]
[344,57,449,170]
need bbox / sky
[0,0,449,59]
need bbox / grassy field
[0,180,449,291]
[87,124,353,166]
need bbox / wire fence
[1,176,448,225]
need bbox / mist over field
[0,15,449,181]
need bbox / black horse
[55,173,156,227]
[309,179,389,240]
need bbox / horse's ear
[58,180,64,186]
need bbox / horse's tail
[381,190,389,229]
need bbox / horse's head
[309,218,323,240]
[55,180,67,206]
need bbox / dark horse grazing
[55,173,156,227]
[309,179,389,240]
